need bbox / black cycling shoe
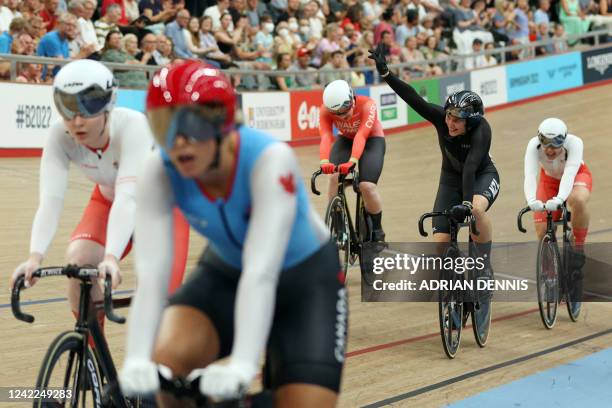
[372,229,386,242]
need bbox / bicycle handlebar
[310,168,360,196]
[517,203,569,233]
[11,265,125,324]
[418,211,479,237]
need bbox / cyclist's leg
[327,136,352,200]
[533,168,557,240]
[567,165,592,251]
[267,241,344,408]
[432,180,462,246]
[470,169,500,244]
[358,137,386,241]
[153,247,236,407]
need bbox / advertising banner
[116,89,146,112]
[406,78,441,124]
[289,89,324,141]
[581,46,612,84]
[470,66,508,107]
[369,84,409,129]
[242,92,291,141]
[506,52,583,102]
[439,73,471,103]
[0,83,61,148]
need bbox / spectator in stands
[16,62,45,82]
[396,9,423,48]
[0,0,14,32]
[303,0,324,40]
[362,0,383,25]
[312,22,341,67]
[588,0,612,28]
[286,17,303,46]
[40,0,60,31]
[74,0,100,52]
[198,15,234,67]
[273,52,295,90]
[374,7,395,44]
[274,20,299,54]
[37,12,79,77]
[350,49,367,86]
[139,0,176,25]
[289,46,318,88]
[452,0,495,57]
[215,11,244,57]
[254,14,274,63]
[421,35,448,72]
[0,17,27,53]
[276,0,300,23]
[534,0,551,27]
[380,29,402,58]
[95,4,121,47]
[122,32,140,56]
[155,33,173,64]
[164,8,193,58]
[101,30,149,87]
[135,32,160,64]
[203,0,229,30]
[20,0,43,20]
[482,41,499,65]
[27,16,46,40]
[228,0,246,24]
[5,0,22,19]
[341,3,363,32]
[13,32,37,55]
[552,22,569,51]
[401,35,429,77]
[359,29,375,52]
[507,0,531,49]
[246,0,268,27]
[559,0,592,44]
[124,0,140,24]
[319,49,351,84]
[463,38,488,69]
[183,15,207,56]
[535,21,555,54]
[408,0,428,22]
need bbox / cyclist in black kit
[369,44,500,278]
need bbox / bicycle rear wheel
[35,331,103,408]
[325,195,350,280]
[563,235,582,322]
[471,299,492,347]
[536,234,560,329]
[357,202,376,286]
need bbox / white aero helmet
[53,59,117,119]
[323,79,354,115]
[537,117,567,148]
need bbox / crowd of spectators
[0,0,610,88]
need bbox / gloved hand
[320,160,335,174]
[120,359,163,396]
[368,43,389,77]
[11,254,42,289]
[450,202,473,222]
[98,254,122,289]
[528,199,545,212]
[190,360,256,401]
[337,158,358,175]
[545,196,564,212]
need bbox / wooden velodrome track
[1,82,612,407]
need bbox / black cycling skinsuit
[381,73,500,233]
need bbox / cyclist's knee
[567,191,589,213]
[359,181,377,197]
[275,384,338,408]
[471,195,489,219]
[65,240,104,265]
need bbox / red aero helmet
[146,60,236,133]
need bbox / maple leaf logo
[279,173,296,194]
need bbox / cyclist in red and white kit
[524,118,592,258]
[9,59,189,333]
[319,79,386,241]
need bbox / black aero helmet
[444,90,484,130]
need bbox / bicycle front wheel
[536,235,560,329]
[35,331,103,408]
[471,299,492,347]
[325,195,350,280]
[438,247,464,359]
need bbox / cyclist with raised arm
[524,118,591,262]
[119,61,346,408]
[369,44,500,275]
[9,59,188,335]
[319,79,387,242]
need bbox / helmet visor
[538,132,565,148]
[147,106,224,149]
[328,98,354,116]
[445,107,471,119]
[53,84,113,119]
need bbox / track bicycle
[517,202,582,329]
[419,211,492,359]
[11,265,146,407]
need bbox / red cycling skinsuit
[319,95,385,183]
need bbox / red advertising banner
[290,89,324,141]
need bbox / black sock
[369,211,382,230]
